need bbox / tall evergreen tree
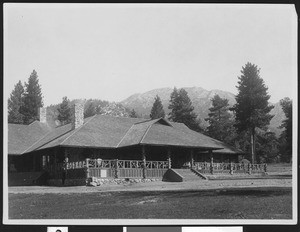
[278,97,292,162]
[232,62,274,163]
[150,95,165,119]
[20,70,44,124]
[168,88,202,132]
[205,94,236,145]
[8,80,25,124]
[57,96,71,125]
[256,130,279,163]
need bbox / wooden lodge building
[7,103,254,186]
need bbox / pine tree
[129,109,138,118]
[205,94,236,145]
[150,95,165,119]
[256,130,279,163]
[57,96,71,125]
[8,80,25,124]
[20,70,44,124]
[84,101,97,118]
[279,97,292,162]
[168,88,202,132]
[232,62,274,163]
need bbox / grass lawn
[9,187,292,219]
[267,163,293,174]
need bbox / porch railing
[86,159,169,179]
[194,162,267,175]
[46,159,169,179]
[146,161,169,169]
[66,160,86,169]
[86,159,169,169]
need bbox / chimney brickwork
[71,103,84,129]
[39,107,47,123]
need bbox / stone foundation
[87,177,161,186]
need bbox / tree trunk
[250,127,256,164]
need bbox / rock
[90,182,97,187]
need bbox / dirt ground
[8,177,292,194]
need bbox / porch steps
[172,169,206,181]
[191,168,208,180]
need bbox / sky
[4,4,297,107]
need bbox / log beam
[209,150,214,175]
[190,149,194,168]
[167,148,172,169]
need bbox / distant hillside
[46,99,131,127]
[120,87,285,137]
[121,87,235,120]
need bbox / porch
[44,157,267,186]
[8,145,267,186]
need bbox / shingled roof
[8,115,243,155]
[170,122,244,154]
[8,121,52,155]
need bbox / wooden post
[167,148,172,169]
[54,148,57,178]
[248,163,252,175]
[142,146,146,179]
[190,149,194,169]
[264,163,267,174]
[85,158,90,178]
[230,162,233,175]
[209,150,214,175]
[64,149,69,162]
[115,159,119,178]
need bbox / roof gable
[117,118,173,147]
[154,118,173,127]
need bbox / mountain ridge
[120,86,285,137]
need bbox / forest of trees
[8,63,293,163]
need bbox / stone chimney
[39,107,47,123]
[71,102,84,130]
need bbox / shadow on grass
[113,187,292,199]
